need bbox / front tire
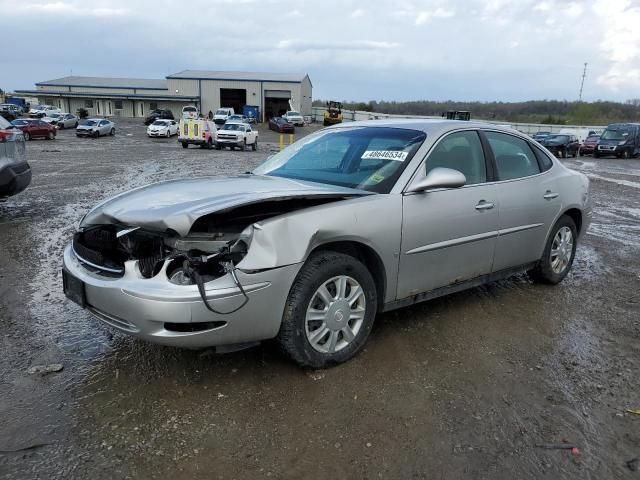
[110,128,115,136]
[47,131,55,140]
[24,132,31,141]
[277,252,377,368]
[181,142,188,149]
[252,138,257,151]
[528,215,577,284]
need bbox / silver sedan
[76,118,115,138]
[62,120,591,367]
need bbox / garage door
[264,90,291,99]
[264,90,291,119]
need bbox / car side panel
[491,172,562,272]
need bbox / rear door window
[484,131,541,180]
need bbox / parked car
[76,118,115,138]
[579,135,600,156]
[182,105,199,120]
[214,122,258,151]
[532,131,551,142]
[595,123,640,159]
[11,118,57,140]
[144,109,174,125]
[0,116,31,200]
[147,119,179,137]
[29,105,60,118]
[178,118,216,148]
[213,108,235,125]
[269,116,295,133]
[42,113,79,129]
[62,121,591,367]
[540,134,580,158]
[0,103,21,116]
[0,108,17,122]
[225,114,249,124]
[283,111,304,126]
[4,98,28,114]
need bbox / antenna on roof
[578,62,587,102]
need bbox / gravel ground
[0,119,639,479]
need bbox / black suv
[541,134,580,158]
[144,109,174,125]
[0,116,31,200]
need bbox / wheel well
[310,241,386,308]
[563,208,583,234]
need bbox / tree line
[313,99,640,125]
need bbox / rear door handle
[475,201,495,211]
[544,191,559,200]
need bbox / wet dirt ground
[0,119,638,479]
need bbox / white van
[213,107,234,125]
[182,105,199,120]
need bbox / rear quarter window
[531,144,554,171]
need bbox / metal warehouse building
[16,70,312,121]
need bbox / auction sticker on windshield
[361,150,408,161]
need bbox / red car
[269,116,295,133]
[579,135,600,156]
[11,118,56,141]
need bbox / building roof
[14,90,198,101]
[36,76,168,90]
[167,70,308,83]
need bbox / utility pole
[579,62,587,102]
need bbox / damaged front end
[72,196,358,313]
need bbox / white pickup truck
[214,122,258,151]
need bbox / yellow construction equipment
[323,101,343,126]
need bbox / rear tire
[181,142,188,149]
[242,139,247,151]
[252,138,257,151]
[528,215,577,285]
[207,138,213,149]
[277,251,377,368]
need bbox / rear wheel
[252,138,258,151]
[242,139,247,151]
[181,142,188,149]
[561,148,567,159]
[528,215,577,284]
[207,138,213,149]
[277,251,377,368]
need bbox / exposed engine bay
[73,197,354,313]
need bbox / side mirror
[408,167,466,193]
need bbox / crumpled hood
[80,174,371,236]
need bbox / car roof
[326,119,521,137]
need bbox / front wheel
[181,142,188,149]
[242,139,247,151]
[594,150,600,158]
[277,252,377,368]
[110,128,115,136]
[621,149,630,159]
[252,138,258,151]
[93,130,100,138]
[23,132,31,141]
[528,215,577,284]
[47,131,55,140]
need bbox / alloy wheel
[550,226,573,274]
[305,275,366,354]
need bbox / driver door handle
[475,201,495,211]
[544,191,559,200]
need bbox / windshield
[253,127,427,193]
[546,135,568,142]
[215,109,228,115]
[287,111,300,116]
[11,120,28,126]
[221,124,244,131]
[152,120,168,126]
[585,136,600,142]
[183,106,196,112]
[601,128,632,141]
[32,105,44,110]
[0,116,11,128]
[83,120,98,126]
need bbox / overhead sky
[1,0,639,102]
